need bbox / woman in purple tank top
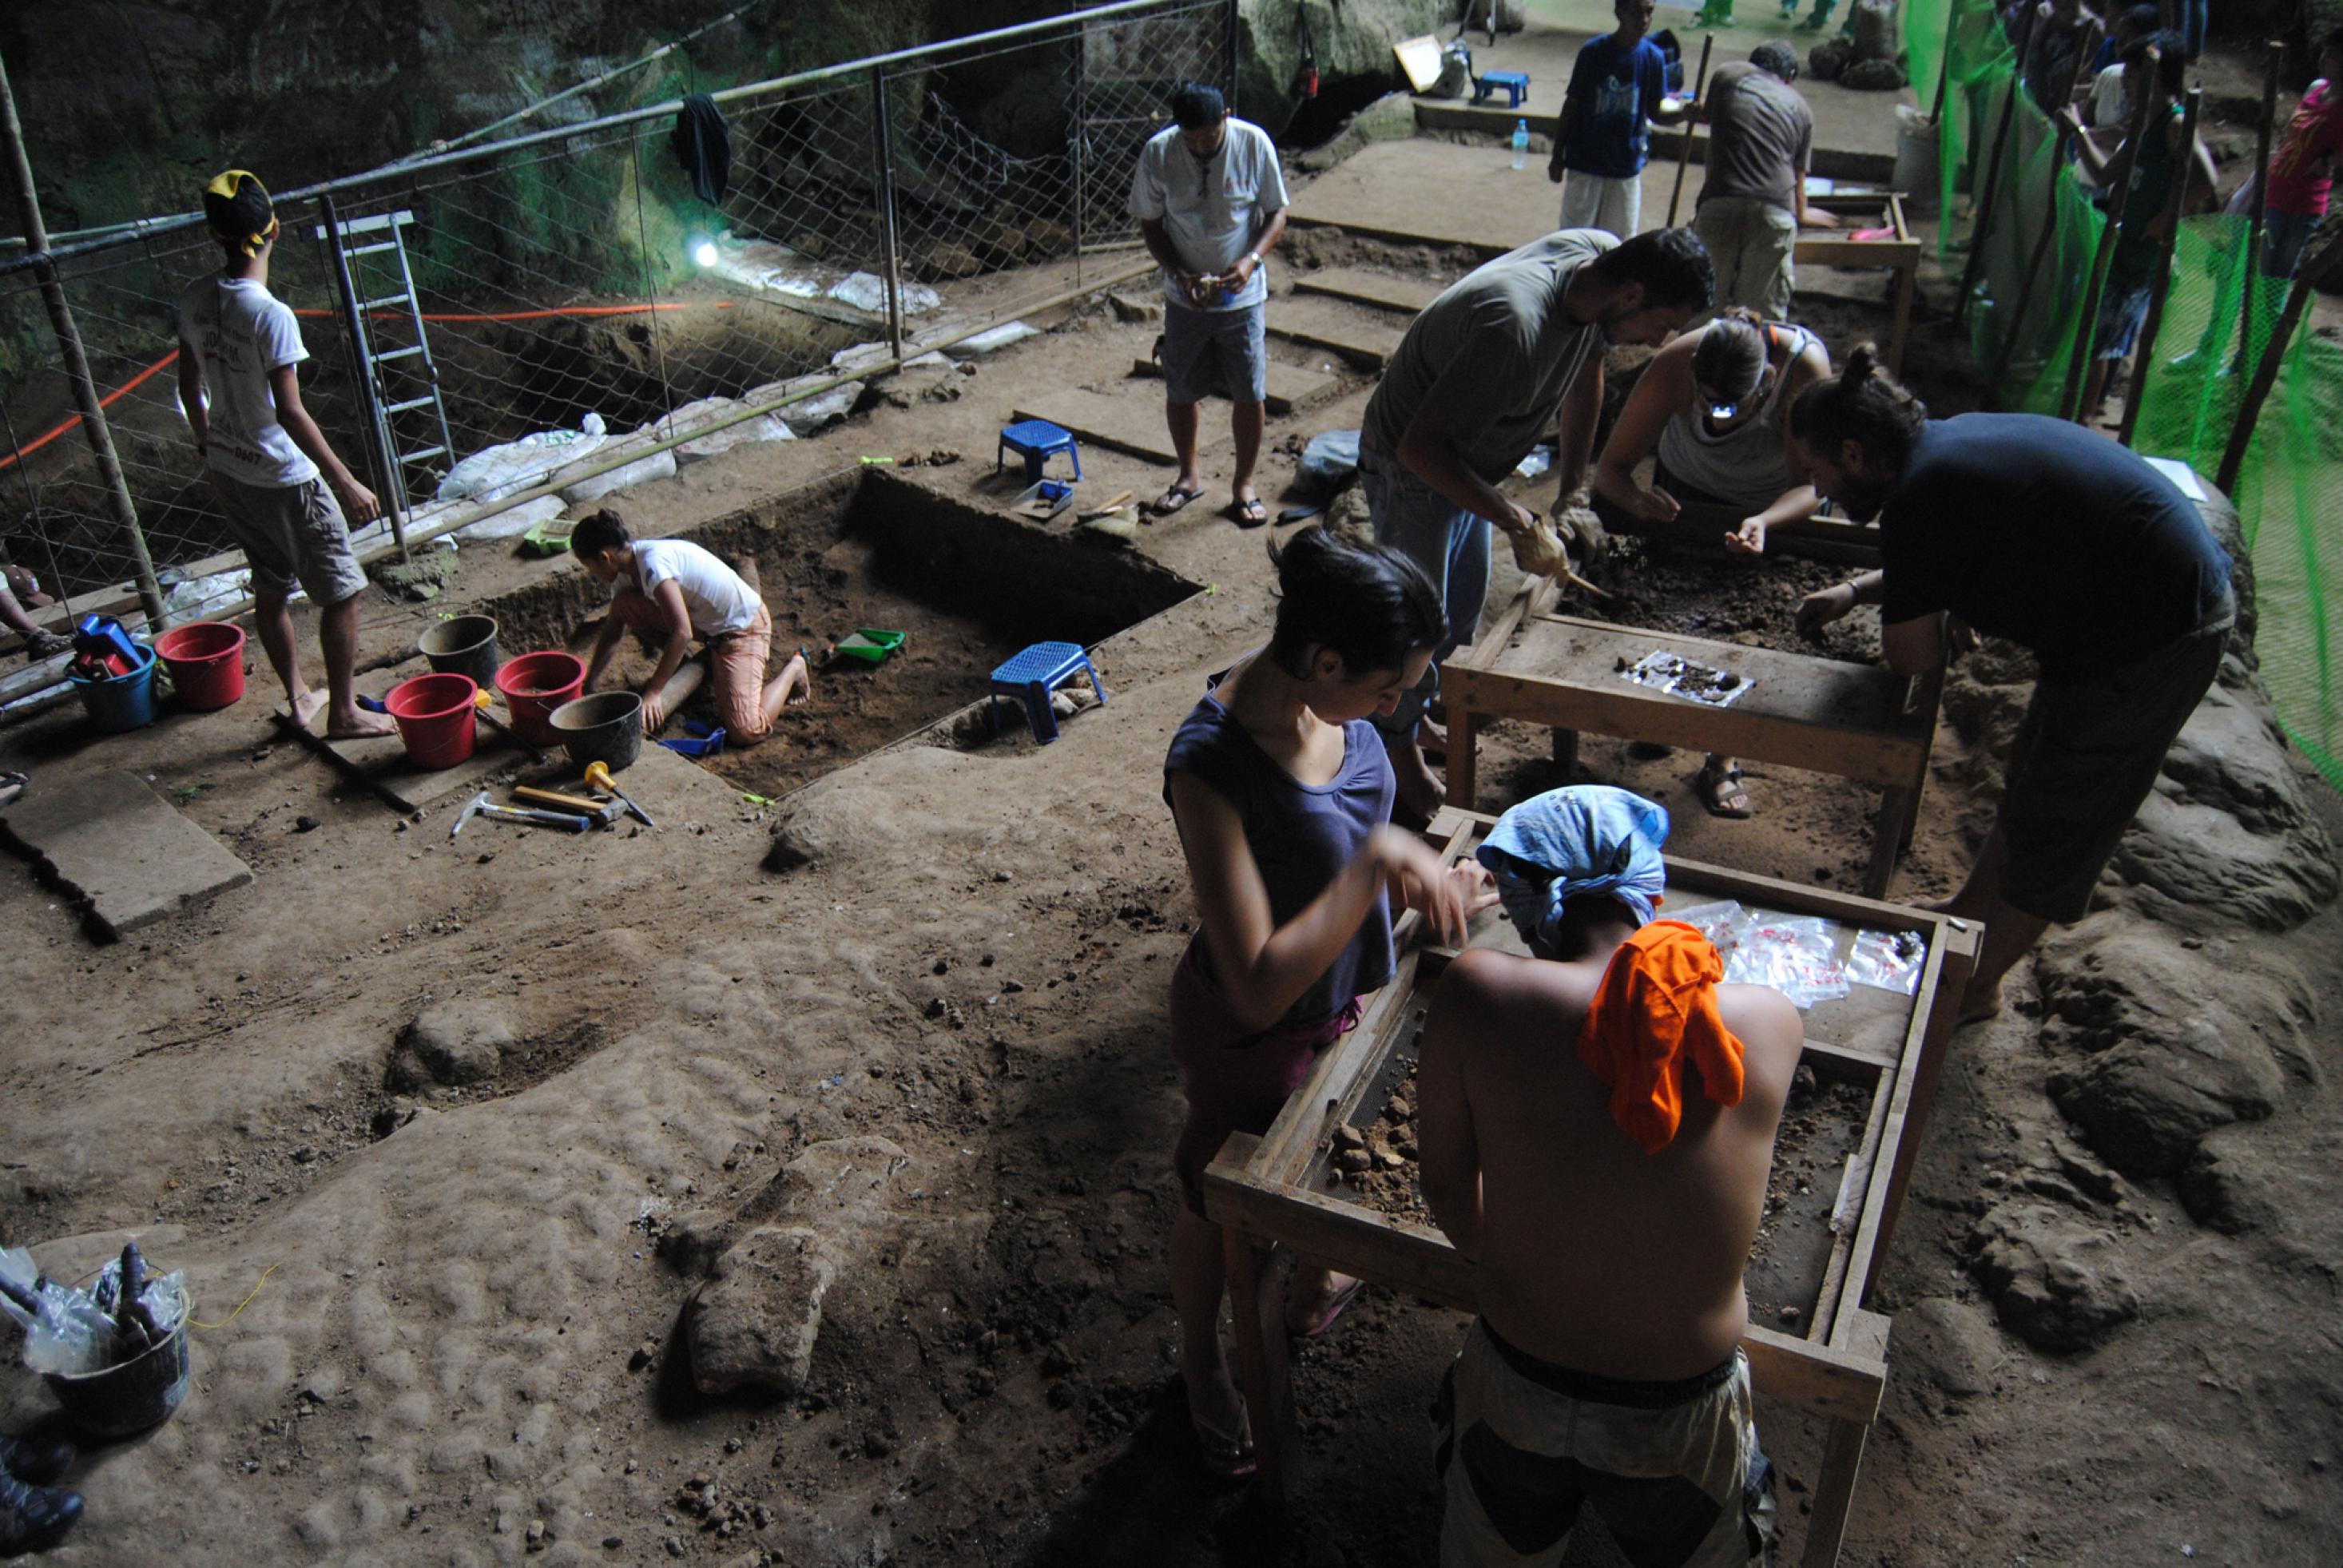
[1161,526,1498,1478]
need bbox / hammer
[584,760,657,828]
[512,784,623,829]
[450,792,590,840]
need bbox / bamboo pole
[1983,18,2103,403]
[2059,68,2165,423]
[2234,41,2282,377]
[2216,228,2343,495]
[0,48,168,629]
[1665,34,1714,230]
[2118,85,2202,447]
[1952,4,2039,330]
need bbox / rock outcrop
[1967,1201,2141,1352]
[2037,911,2316,1177]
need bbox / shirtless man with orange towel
[1416,786,1803,1567]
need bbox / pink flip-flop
[1291,1275,1366,1341]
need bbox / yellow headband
[204,169,277,259]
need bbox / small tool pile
[451,760,657,840]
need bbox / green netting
[1904,0,2343,791]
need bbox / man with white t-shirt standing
[571,510,808,742]
[1129,81,1289,526]
[177,169,393,738]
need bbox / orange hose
[3,300,734,473]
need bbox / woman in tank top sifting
[1158,526,1496,1479]
[1590,309,1833,820]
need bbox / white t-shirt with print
[1126,117,1289,312]
[176,275,319,488]
[629,539,761,639]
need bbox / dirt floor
[3,55,2341,1568]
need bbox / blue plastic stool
[1473,70,1531,108]
[987,641,1108,744]
[996,419,1084,482]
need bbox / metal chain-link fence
[0,0,1233,691]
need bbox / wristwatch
[1243,251,1261,269]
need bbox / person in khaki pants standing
[177,169,392,738]
[1691,43,1835,319]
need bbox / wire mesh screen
[1912,0,2343,791]
[0,0,1232,635]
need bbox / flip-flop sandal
[0,771,26,809]
[1698,761,1753,820]
[1190,1407,1258,1481]
[1229,497,1269,529]
[1291,1275,1366,1340]
[1148,484,1205,518]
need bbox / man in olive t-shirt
[1694,45,1835,318]
[1360,227,1714,817]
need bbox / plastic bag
[1667,900,1746,951]
[1846,927,1927,995]
[1513,445,1552,480]
[1724,915,1849,1009]
[438,414,608,502]
[0,1246,178,1376]
[1295,430,1361,498]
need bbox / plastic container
[155,621,247,712]
[1894,103,1941,217]
[494,651,589,746]
[383,672,481,769]
[418,614,502,688]
[550,690,643,772]
[71,642,160,732]
[42,1284,193,1438]
[833,629,906,665]
[657,721,727,759]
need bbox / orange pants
[608,589,776,743]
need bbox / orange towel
[1574,921,1747,1155]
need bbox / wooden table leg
[1889,261,1916,379]
[1798,1415,1871,1567]
[1551,725,1578,780]
[1222,1228,1300,1504]
[1861,784,1917,900]
[1446,709,1482,816]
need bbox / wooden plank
[1856,918,1983,1300]
[1263,296,1407,369]
[1223,1225,1299,1505]
[1124,356,1345,416]
[1801,1415,1873,1568]
[1444,613,1929,789]
[1203,1157,1888,1424]
[1010,389,1211,467]
[268,661,532,816]
[1809,1072,1896,1344]
[1290,266,1443,316]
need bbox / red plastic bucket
[154,621,246,712]
[383,673,479,769]
[494,651,588,747]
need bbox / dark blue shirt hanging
[672,93,732,205]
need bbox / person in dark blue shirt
[1785,347,2234,1025]
[1547,0,1690,240]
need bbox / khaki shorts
[1436,1319,1769,1568]
[209,472,367,606]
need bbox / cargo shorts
[209,471,368,606]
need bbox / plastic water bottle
[1511,119,1530,170]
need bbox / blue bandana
[1475,785,1670,947]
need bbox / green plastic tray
[834,628,905,664]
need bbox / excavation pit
[482,467,1198,801]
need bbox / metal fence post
[1225,0,1241,106]
[1071,26,1087,285]
[0,47,167,628]
[871,72,907,359]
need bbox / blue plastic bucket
[71,641,160,732]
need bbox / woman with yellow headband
[175,169,394,739]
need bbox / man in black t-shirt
[1785,348,2233,1022]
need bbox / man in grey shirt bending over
[1694,42,1836,319]
[1360,227,1714,817]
